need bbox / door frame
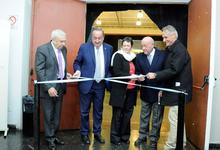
[82,0,191,4]
[205,0,218,149]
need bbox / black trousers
[110,89,137,143]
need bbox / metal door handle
[200,75,209,90]
[193,75,209,90]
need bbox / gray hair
[162,25,178,39]
[91,26,105,35]
[51,29,66,40]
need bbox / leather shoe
[150,141,157,149]
[121,139,130,144]
[54,137,65,145]
[94,134,105,144]
[134,137,146,146]
[48,140,56,150]
[81,135,90,144]
[111,140,121,145]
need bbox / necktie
[58,49,64,79]
[94,48,101,82]
[147,54,152,65]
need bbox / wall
[84,0,191,4]
[0,20,10,132]
[210,0,220,144]
[0,0,32,129]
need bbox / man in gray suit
[35,29,67,150]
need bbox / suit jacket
[109,53,137,108]
[136,48,167,103]
[35,42,67,96]
[73,42,113,94]
[156,40,193,106]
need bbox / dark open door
[29,0,86,129]
[186,0,211,149]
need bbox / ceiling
[82,0,191,4]
[93,10,162,36]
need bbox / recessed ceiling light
[96,19,102,25]
[137,11,144,18]
[136,20,142,26]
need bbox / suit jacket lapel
[103,44,108,68]
[48,43,59,70]
[143,54,151,68]
[89,42,96,66]
[61,48,67,71]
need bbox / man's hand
[48,87,58,97]
[72,70,81,78]
[130,74,138,80]
[137,74,145,81]
[66,72,72,79]
[146,72,157,79]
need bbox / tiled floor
[0,91,197,150]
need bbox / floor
[0,91,198,150]
[0,128,197,150]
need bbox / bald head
[141,36,154,55]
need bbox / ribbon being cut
[35,75,188,95]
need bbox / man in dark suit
[73,27,113,144]
[147,25,193,149]
[35,29,67,150]
[134,37,167,149]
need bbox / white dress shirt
[94,45,105,80]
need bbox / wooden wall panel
[186,0,211,149]
[29,0,86,129]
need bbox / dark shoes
[94,134,105,144]
[81,135,90,144]
[110,140,121,145]
[81,134,105,144]
[47,140,56,150]
[54,137,65,145]
[110,139,129,145]
[47,137,64,150]
[121,139,130,144]
[134,137,147,146]
[149,141,157,150]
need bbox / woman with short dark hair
[109,37,138,145]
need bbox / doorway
[86,4,188,148]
